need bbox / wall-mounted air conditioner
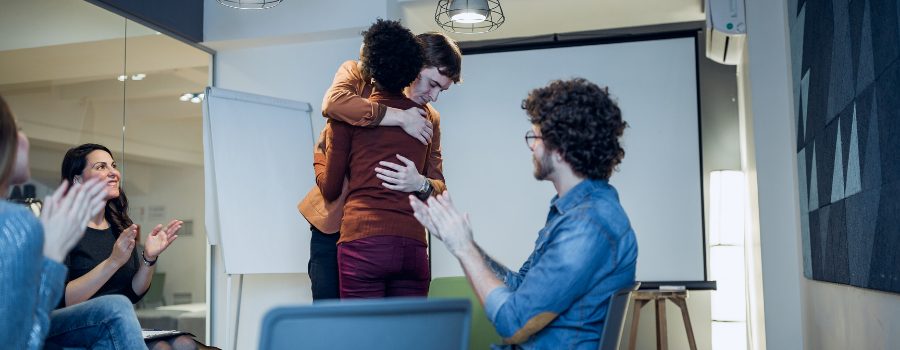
[705,0,746,65]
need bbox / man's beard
[533,150,554,180]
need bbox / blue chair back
[599,282,641,350]
[260,297,471,350]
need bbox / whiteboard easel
[203,87,315,349]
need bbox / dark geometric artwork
[792,0,900,293]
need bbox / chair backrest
[429,276,502,350]
[598,282,641,350]
[138,272,166,309]
[259,297,471,350]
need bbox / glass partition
[124,19,210,306]
[0,0,126,199]
[0,0,211,309]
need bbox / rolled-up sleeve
[321,60,386,127]
[483,248,531,291]
[484,216,616,344]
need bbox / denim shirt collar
[550,178,609,215]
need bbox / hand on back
[398,107,432,144]
[375,154,425,193]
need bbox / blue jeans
[45,295,146,350]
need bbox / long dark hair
[0,95,18,187]
[61,143,133,234]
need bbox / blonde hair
[0,95,18,186]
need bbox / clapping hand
[41,179,108,262]
[143,219,182,260]
[109,224,138,267]
[409,191,474,256]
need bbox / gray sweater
[0,201,67,349]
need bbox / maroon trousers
[336,235,430,298]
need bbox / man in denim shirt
[410,78,638,349]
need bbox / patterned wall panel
[790,0,900,293]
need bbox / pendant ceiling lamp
[217,0,283,10]
[435,0,505,34]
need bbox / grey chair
[259,297,471,350]
[137,272,166,309]
[599,282,641,350]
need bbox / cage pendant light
[435,0,505,34]
[217,0,283,10]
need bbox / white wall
[741,0,805,349]
[802,280,900,349]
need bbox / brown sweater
[315,90,435,244]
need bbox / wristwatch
[415,178,432,200]
[141,250,158,267]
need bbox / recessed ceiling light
[180,92,205,103]
[117,75,127,82]
[217,0,283,10]
[131,73,146,81]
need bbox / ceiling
[397,0,705,43]
[201,0,705,50]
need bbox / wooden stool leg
[672,298,697,350]
[628,300,648,350]
[655,298,668,350]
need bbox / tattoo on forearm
[479,246,511,283]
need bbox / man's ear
[552,150,564,163]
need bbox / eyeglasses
[524,130,543,150]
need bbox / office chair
[137,272,166,309]
[259,297,471,350]
[599,282,641,350]
[429,276,502,350]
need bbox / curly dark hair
[360,19,424,93]
[522,78,627,180]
